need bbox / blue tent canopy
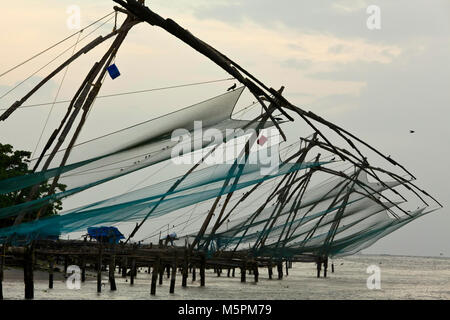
[87,226,125,243]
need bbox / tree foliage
[0,143,65,229]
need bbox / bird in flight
[409,130,415,133]
[227,83,237,91]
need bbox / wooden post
[182,249,188,287]
[97,243,103,293]
[0,244,5,300]
[130,258,136,285]
[268,262,273,280]
[48,257,54,289]
[121,257,127,278]
[151,258,159,295]
[331,262,335,273]
[158,261,164,285]
[192,265,196,282]
[277,261,283,280]
[24,245,34,300]
[316,261,321,278]
[109,247,117,291]
[232,267,235,277]
[200,255,206,287]
[81,256,86,282]
[227,268,230,277]
[254,264,259,283]
[285,260,289,276]
[240,260,246,283]
[169,256,177,294]
[64,255,68,274]
[166,264,170,278]
[323,258,328,278]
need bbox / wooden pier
[0,239,320,299]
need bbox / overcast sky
[1,0,449,257]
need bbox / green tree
[0,143,65,229]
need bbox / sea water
[2,254,449,300]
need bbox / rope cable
[0,78,236,111]
[0,11,115,79]
[32,32,83,159]
[0,15,116,102]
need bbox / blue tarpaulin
[87,226,125,243]
[107,64,121,79]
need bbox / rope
[0,11,115,79]
[32,32,83,159]
[0,78,236,111]
[0,15,116,102]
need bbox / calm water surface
[2,254,449,300]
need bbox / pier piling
[169,257,177,294]
[200,255,205,287]
[109,253,117,291]
[97,244,103,293]
[24,245,34,300]
[0,244,5,300]
[277,261,283,280]
[151,258,159,295]
[130,258,136,285]
[48,257,54,289]
[268,262,273,280]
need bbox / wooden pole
[192,265,196,282]
[130,258,136,285]
[48,257,54,289]
[182,249,188,287]
[331,262,335,273]
[109,246,117,291]
[64,255,68,274]
[277,261,283,280]
[323,258,328,278]
[253,264,259,283]
[285,260,289,276]
[97,243,103,293]
[0,244,5,300]
[200,255,205,287]
[121,257,127,278]
[240,260,246,283]
[158,261,164,285]
[24,245,34,300]
[151,257,159,295]
[81,256,86,282]
[316,260,321,278]
[268,262,273,280]
[232,268,235,277]
[166,264,170,278]
[169,256,177,294]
